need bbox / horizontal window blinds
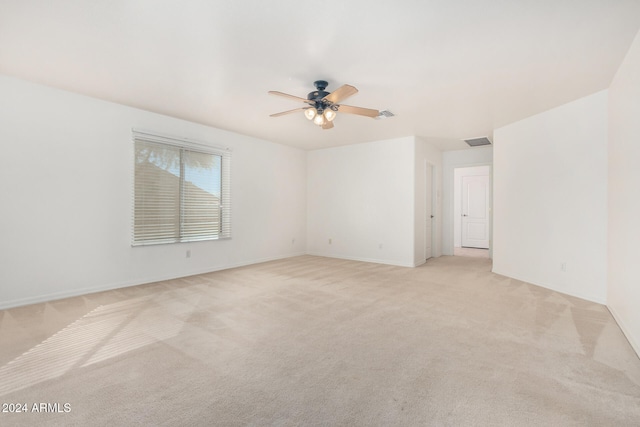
[134,141,181,244]
[181,150,221,241]
[133,132,231,245]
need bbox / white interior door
[462,175,489,248]
[425,163,433,259]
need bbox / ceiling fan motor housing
[308,80,330,103]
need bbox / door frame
[453,164,492,256]
[424,161,435,260]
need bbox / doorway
[425,163,434,260]
[454,165,491,251]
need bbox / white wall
[0,75,307,309]
[493,90,608,304]
[307,136,418,267]
[608,30,640,355]
[442,146,493,255]
[414,137,443,265]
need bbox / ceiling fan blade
[323,84,358,104]
[270,107,309,117]
[321,121,334,130]
[336,104,380,118]
[268,91,315,105]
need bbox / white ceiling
[1,0,639,151]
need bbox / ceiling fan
[268,80,379,129]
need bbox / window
[132,130,231,245]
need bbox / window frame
[132,129,231,246]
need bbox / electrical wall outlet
[186,250,191,258]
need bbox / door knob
[463,214,468,217]
[430,215,434,218]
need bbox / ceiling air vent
[377,110,395,119]
[464,137,492,147]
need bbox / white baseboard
[0,252,307,310]
[607,304,640,360]
[305,252,415,268]
[491,267,606,305]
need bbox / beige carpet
[454,247,490,258]
[1,255,639,426]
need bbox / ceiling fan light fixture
[304,108,316,120]
[324,109,336,122]
[313,113,326,126]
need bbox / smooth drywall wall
[307,137,416,266]
[493,90,608,304]
[608,29,640,356]
[0,75,307,309]
[442,146,493,255]
[414,137,443,265]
